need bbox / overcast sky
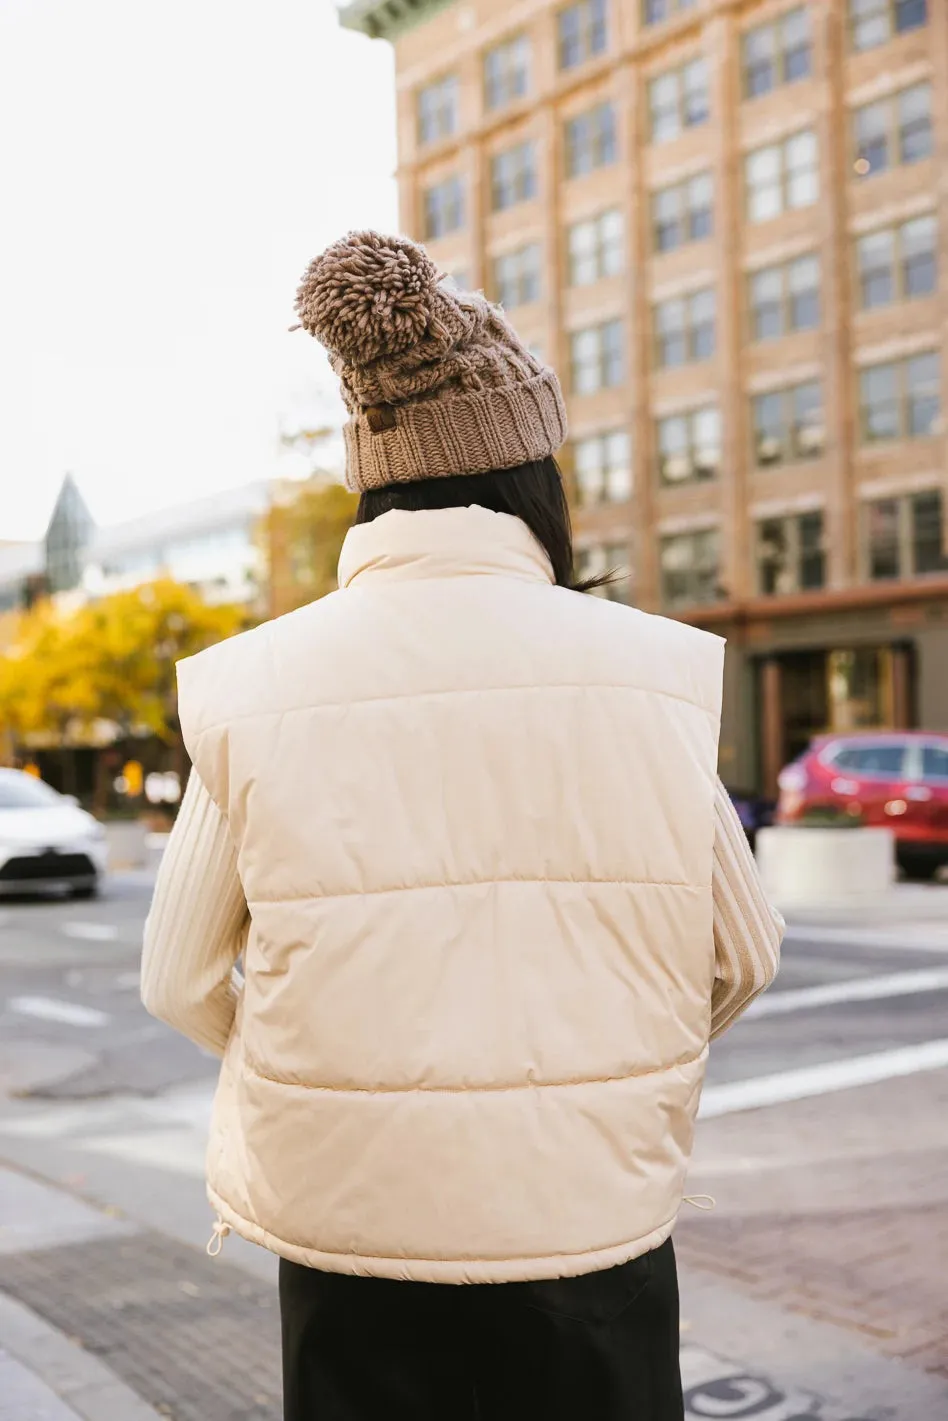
[1,0,398,540]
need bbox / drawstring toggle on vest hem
[207,1215,232,1257]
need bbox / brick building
[341,0,946,793]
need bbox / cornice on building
[339,0,454,42]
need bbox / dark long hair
[355,457,615,593]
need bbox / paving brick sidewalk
[679,1067,948,1382]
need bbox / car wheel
[71,882,100,901]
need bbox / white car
[0,769,108,898]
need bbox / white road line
[700,1038,948,1120]
[62,922,118,942]
[9,996,109,1028]
[747,966,948,1018]
[785,924,948,953]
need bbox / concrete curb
[0,1291,162,1421]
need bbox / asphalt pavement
[1,875,947,1419]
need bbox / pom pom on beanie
[294,230,440,365]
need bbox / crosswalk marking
[700,1038,948,1119]
[9,996,109,1029]
[748,965,948,1018]
[62,922,119,942]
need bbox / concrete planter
[756,825,896,909]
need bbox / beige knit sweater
[142,772,783,1058]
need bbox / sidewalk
[3,1157,948,1420]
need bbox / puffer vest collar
[337,506,555,590]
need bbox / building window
[567,209,623,285]
[576,541,631,600]
[570,320,624,393]
[856,214,937,308]
[753,381,825,466]
[558,0,608,70]
[660,528,720,609]
[649,59,709,143]
[492,244,542,308]
[643,0,697,25]
[850,0,928,52]
[749,253,820,339]
[860,351,941,442]
[757,511,825,594]
[484,35,530,110]
[424,176,465,239]
[574,430,632,505]
[657,406,721,485]
[417,75,459,145]
[491,142,537,211]
[654,288,716,368]
[652,172,713,252]
[743,8,812,99]
[746,130,818,222]
[853,83,932,179]
[565,102,617,177]
[440,270,469,294]
[866,488,946,580]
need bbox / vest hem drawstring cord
[207,1214,232,1257]
[683,1194,716,1212]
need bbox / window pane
[758,517,791,595]
[855,101,889,176]
[688,173,714,240]
[895,0,928,35]
[782,7,812,83]
[650,73,680,143]
[786,130,818,208]
[574,437,605,505]
[654,187,681,251]
[912,490,947,574]
[602,320,624,385]
[656,298,687,367]
[789,254,820,328]
[901,215,937,298]
[861,364,900,441]
[690,288,716,360]
[793,381,824,458]
[589,0,608,56]
[683,59,709,127]
[604,430,632,500]
[799,511,825,589]
[899,83,933,165]
[754,392,784,465]
[857,229,895,308]
[747,146,782,222]
[851,0,891,51]
[693,406,721,478]
[600,209,624,276]
[571,329,600,392]
[658,415,690,483]
[559,7,582,69]
[867,498,901,579]
[906,351,940,437]
[597,103,617,165]
[751,267,784,340]
[744,24,776,99]
[520,244,541,303]
[569,220,598,285]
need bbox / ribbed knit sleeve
[141,770,248,1057]
[710,777,784,1041]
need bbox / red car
[776,731,948,880]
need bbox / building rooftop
[89,481,273,560]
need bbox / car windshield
[0,774,63,810]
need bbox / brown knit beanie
[293,231,567,492]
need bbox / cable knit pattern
[293,230,567,491]
[142,773,780,1059]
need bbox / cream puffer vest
[177,506,724,1284]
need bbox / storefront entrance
[758,644,913,792]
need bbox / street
[2,879,948,1420]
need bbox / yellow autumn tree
[0,581,244,770]
[263,478,357,617]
